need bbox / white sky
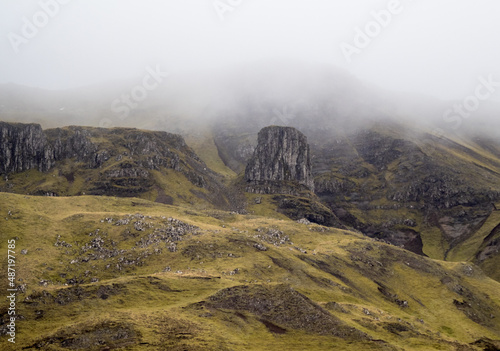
[1,0,499,100]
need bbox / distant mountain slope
[211,118,500,280]
[447,208,500,282]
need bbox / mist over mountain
[2,1,500,350]
[2,60,500,140]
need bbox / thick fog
[1,0,500,136]
[1,0,499,98]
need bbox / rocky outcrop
[245,126,314,194]
[0,123,198,178]
[46,127,102,168]
[203,284,367,338]
[0,122,54,174]
[273,195,343,227]
[0,122,245,211]
[1,123,188,171]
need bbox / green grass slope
[448,210,500,262]
[1,193,499,350]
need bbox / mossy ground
[1,193,499,350]
[185,133,237,180]
[448,211,500,262]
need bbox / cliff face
[245,126,314,194]
[0,122,244,210]
[43,126,191,172]
[46,127,101,168]
[0,123,192,176]
[0,122,54,175]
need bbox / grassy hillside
[446,207,500,282]
[1,193,499,350]
[185,132,237,180]
[448,211,500,262]
[209,117,500,268]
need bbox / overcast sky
[1,0,499,100]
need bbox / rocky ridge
[0,122,243,210]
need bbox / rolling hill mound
[1,193,500,350]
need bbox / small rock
[463,265,474,276]
[295,247,307,254]
[253,243,268,251]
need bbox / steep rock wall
[245,126,314,194]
